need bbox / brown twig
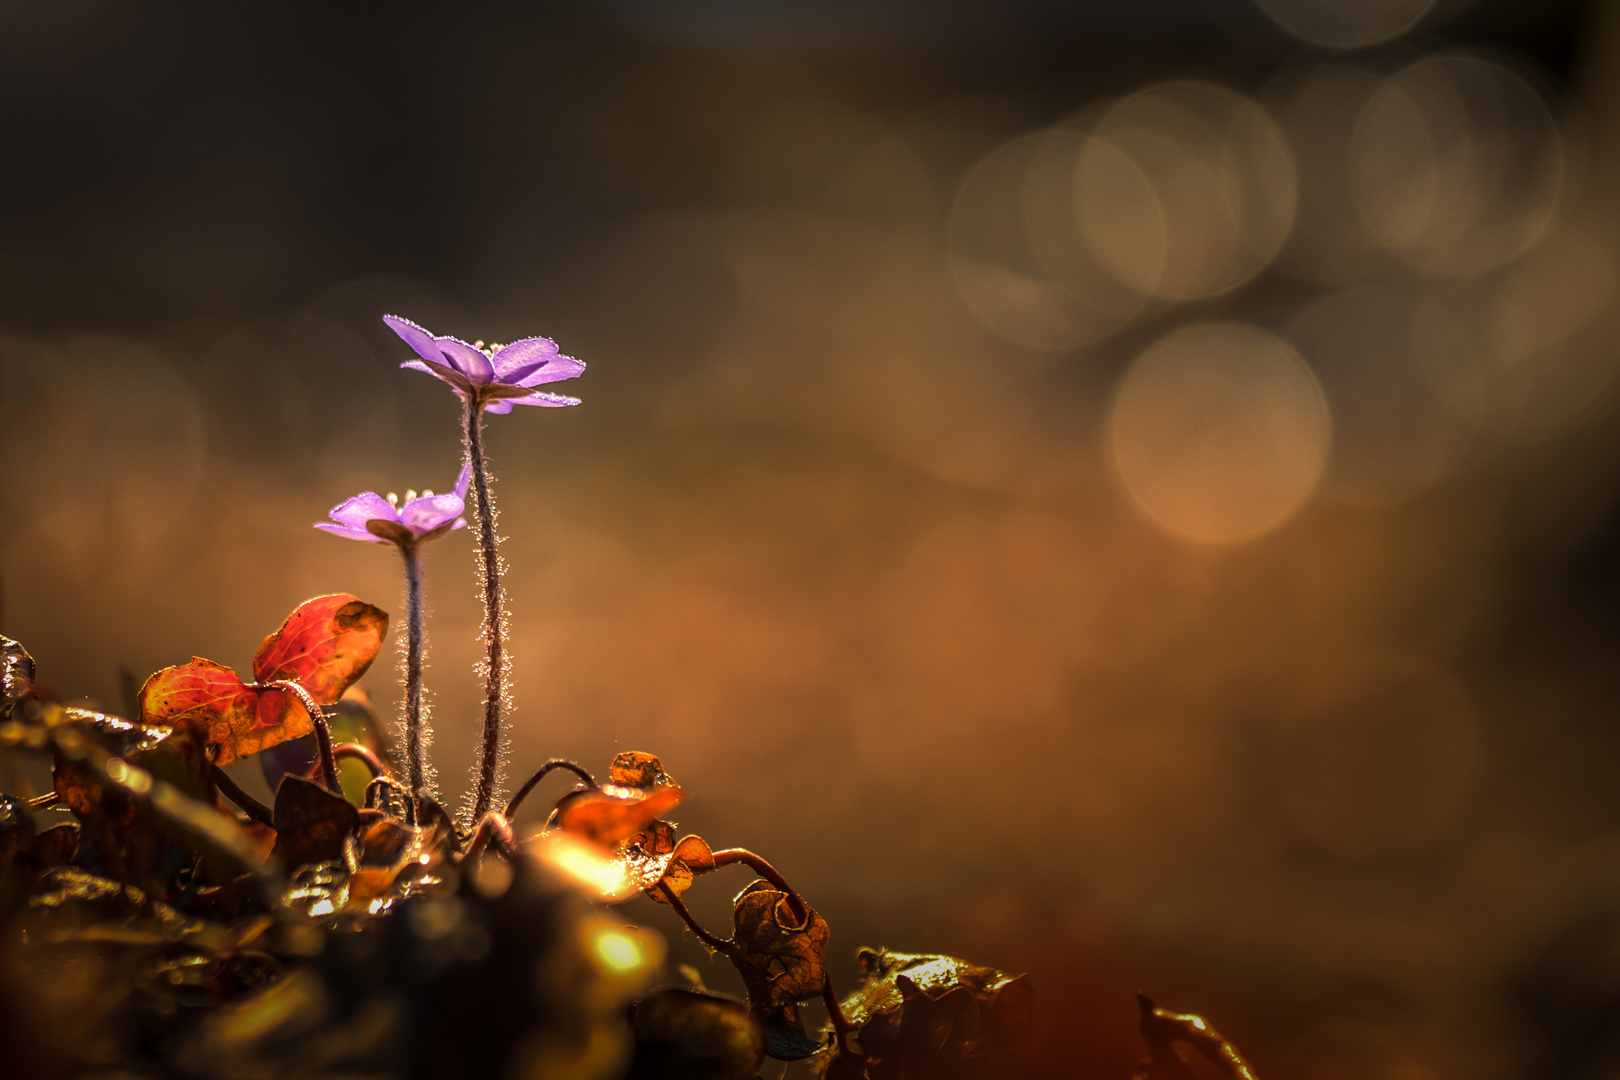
[211,765,274,828]
[505,758,596,819]
[709,848,809,924]
[822,978,857,1036]
[655,881,734,953]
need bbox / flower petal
[483,398,516,414]
[514,354,587,386]
[452,458,472,500]
[507,391,582,407]
[383,315,450,366]
[402,492,467,535]
[490,336,560,380]
[401,358,475,395]
[315,522,387,543]
[434,336,494,384]
[327,492,398,529]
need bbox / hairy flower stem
[257,680,339,794]
[463,399,507,823]
[399,542,426,804]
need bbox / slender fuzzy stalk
[463,399,508,823]
[258,679,339,794]
[400,541,427,802]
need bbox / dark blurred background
[4,0,1620,1076]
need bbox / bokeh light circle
[1262,63,1394,283]
[949,132,1148,350]
[1108,322,1331,544]
[1253,0,1437,49]
[1351,53,1563,275]
[1080,81,1297,300]
[1286,284,1482,505]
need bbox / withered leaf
[357,817,412,867]
[138,658,286,768]
[1,634,35,719]
[815,949,1032,1079]
[631,988,767,1080]
[555,782,684,847]
[729,880,830,1024]
[271,775,359,870]
[140,595,388,768]
[252,594,388,704]
[610,750,671,788]
[632,831,715,904]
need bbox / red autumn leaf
[138,659,296,767]
[252,594,388,704]
[138,595,388,767]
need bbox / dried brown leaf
[816,949,1032,1079]
[609,750,669,788]
[730,880,830,1013]
[270,775,359,870]
[555,782,684,847]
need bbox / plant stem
[212,764,274,827]
[656,881,733,953]
[400,541,426,803]
[505,759,597,818]
[257,680,339,795]
[463,398,507,824]
[709,848,810,924]
[333,743,388,779]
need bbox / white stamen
[422,489,434,497]
[386,492,399,507]
[404,489,418,503]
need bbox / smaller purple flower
[316,461,471,548]
[384,314,584,414]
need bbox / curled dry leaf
[139,595,387,767]
[610,750,672,788]
[815,948,1033,1080]
[728,879,831,1061]
[630,987,767,1080]
[616,826,714,904]
[554,782,684,847]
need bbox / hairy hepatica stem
[463,399,508,823]
[400,541,426,803]
[256,680,339,794]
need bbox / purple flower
[383,314,584,414]
[315,462,471,547]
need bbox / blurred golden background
[2,0,1619,1076]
